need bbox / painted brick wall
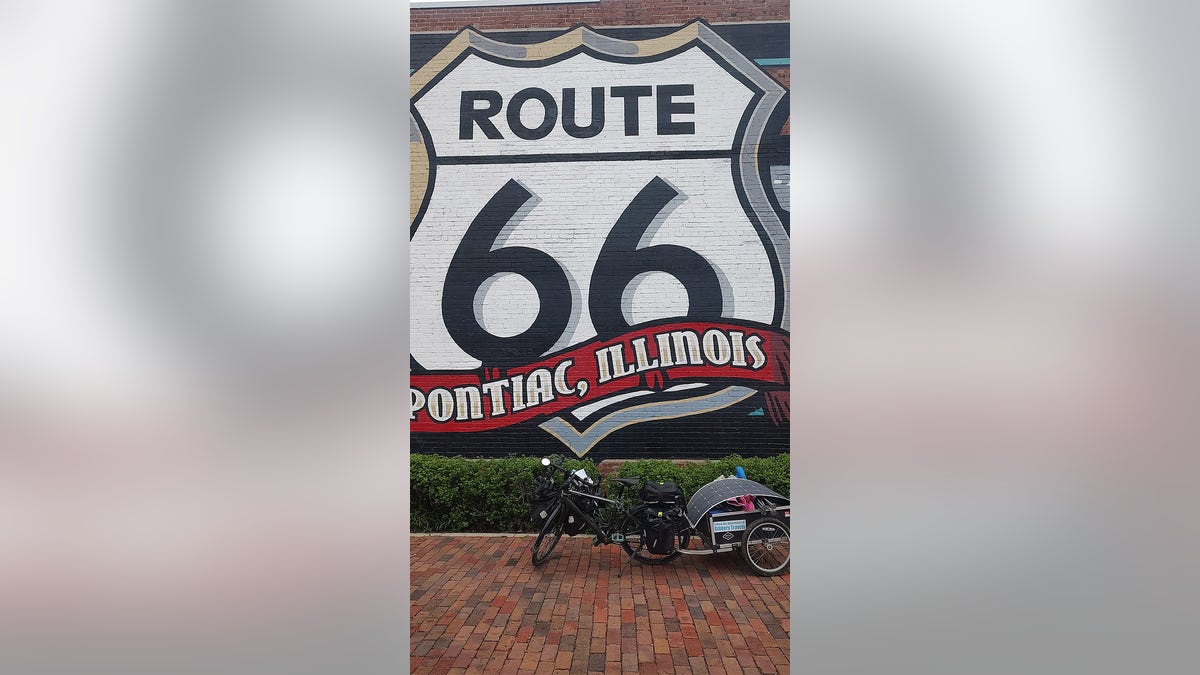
[411,0,789,32]
[411,1,789,460]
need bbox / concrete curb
[410,532,536,537]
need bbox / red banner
[411,321,788,432]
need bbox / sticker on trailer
[713,519,747,533]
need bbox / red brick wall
[762,65,790,90]
[411,0,789,32]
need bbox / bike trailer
[685,478,790,551]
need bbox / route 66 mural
[411,21,789,458]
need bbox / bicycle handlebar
[545,461,572,476]
[543,458,598,491]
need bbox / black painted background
[410,391,788,459]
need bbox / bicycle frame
[557,487,626,543]
[533,457,667,575]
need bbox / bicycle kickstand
[617,548,639,578]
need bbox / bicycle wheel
[740,516,789,576]
[531,503,565,566]
[618,507,690,564]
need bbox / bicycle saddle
[613,477,639,487]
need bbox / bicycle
[532,457,792,576]
[531,457,690,575]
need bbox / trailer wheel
[741,516,789,576]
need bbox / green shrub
[410,453,789,533]
[410,454,596,533]
[609,455,790,498]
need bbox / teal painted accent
[749,408,764,416]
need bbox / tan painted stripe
[411,31,472,96]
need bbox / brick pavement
[410,534,789,674]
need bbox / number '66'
[441,177,722,368]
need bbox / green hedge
[410,454,597,533]
[411,453,790,533]
[610,455,790,498]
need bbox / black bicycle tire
[532,502,565,566]
[740,516,790,576]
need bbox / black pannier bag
[639,481,684,505]
[531,476,557,529]
[563,508,587,536]
[564,480,600,536]
[642,509,681,555]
